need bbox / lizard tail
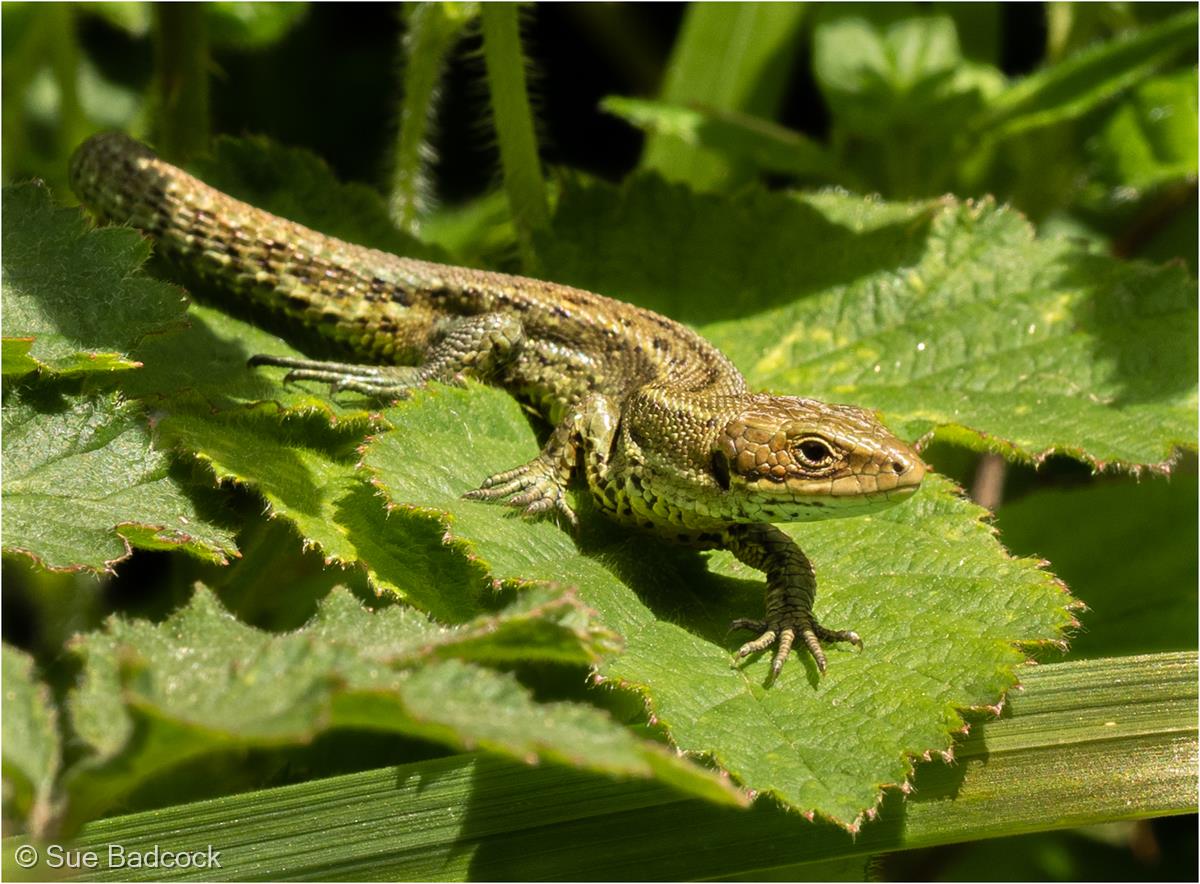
[68,132,431,358]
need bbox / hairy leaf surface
[63,585,737,827]
[539,176,1197,469]
[1,183,188,377]
[1,391,236,571]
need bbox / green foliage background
[2,3,1196,881]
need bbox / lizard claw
[730,616,862,677]
[463,458,578,529]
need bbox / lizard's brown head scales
[711,395,925,522]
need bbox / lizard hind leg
[249,312,525,398]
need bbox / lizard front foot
[731,616,862,678]
[723,523,862,678]
[463,457,578,529]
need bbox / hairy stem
[480,2,548,272]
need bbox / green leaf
[602,96,844,184]
[538,176,1198,470]
[151,398,489,623]
[119,303,382,421]
[1090,68,1199,192]
[996,475,1198,659]
[1,644,60,835]
[361,382,1073,826]
[979,9,1198,139]
[810,9,1004,195]
[642,2,807,189]
[1,183,188,378]
[62,585,738,828]
[46,653,1198,880]
[813,13,965,134]
[1,390,237,572]
[1,338,38,378]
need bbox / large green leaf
[1,390,236,571]
[1,183,188,377]
[151,398,489,624]
[359,383,1073,826]
[538,176,1197,470]
[62,585,737,829]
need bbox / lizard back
[69,133,747,419]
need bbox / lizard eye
[796,437,835,468]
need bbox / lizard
[69,132,926,678]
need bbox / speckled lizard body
[70,132,926,677]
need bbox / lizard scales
[70,132,926,677]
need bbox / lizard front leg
[462,392,621,529]
[463,417,580,528]
[250,313,524,396]
[724,523,862,677]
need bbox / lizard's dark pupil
[800,440,831,464]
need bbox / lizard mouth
[736,455,925,521]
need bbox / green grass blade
[19,652,1193,881]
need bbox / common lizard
[69,132,926,677]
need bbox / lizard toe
[731,614,862,676]
[465,457,576,528]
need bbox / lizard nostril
[891,459,908,475]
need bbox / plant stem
[152,4,210,162]
[480,2,548,272]
[390,2,478,235]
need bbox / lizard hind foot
[463,458,578,530]
[248,354,423,398]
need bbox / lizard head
[710,396,925,522]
